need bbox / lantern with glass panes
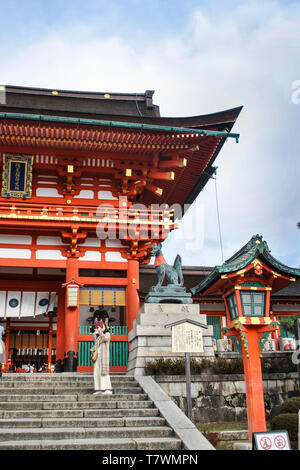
[225,280,269,324]
[222,266,280,356]
[191,235,300,437]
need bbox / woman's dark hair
[91,309,110,334]
[93,309,109,322]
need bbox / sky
[0,0,299,269]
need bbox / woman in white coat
[91,323,112,395]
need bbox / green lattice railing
[78,325,128,335]
[78,325,128,367]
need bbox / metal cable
[214,175,224,263]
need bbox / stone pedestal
[127,303,215,377]
[145,286,193,304]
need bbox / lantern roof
[191,235,300,295]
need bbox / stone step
[1,408,159,419]
[0,374,132,381]
[0,425,173,441]
[0,437,182,450]
[0,393,148,402]
[0,375,134,381]
[0,374,187,451]
[0,380,136,387]
[0,416,165,428]
[0,387,142,394]
[0,373,125,377]
[0,399,154,410]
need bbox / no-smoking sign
[253,430,291,450]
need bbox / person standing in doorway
[0,325,5,378]
[91,322,112,395]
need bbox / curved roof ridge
[191,235,300,295]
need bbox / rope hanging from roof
[214,174,224,264]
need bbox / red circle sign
[259,436,272,450]
[274,435,286,449]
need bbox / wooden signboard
[253,430,291,450]
[171,321,204,353]
[166,319,208,420]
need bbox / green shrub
[280,397,300,414]
[261,357,297,374]
[144,357,244,375]
[270,413,298,442]
[144,356,298,376]
[209,357,243,374]
[144,358,185,375]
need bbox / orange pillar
[241,328,267,439]
[64,257,79,372]
[48,320,53,373]
[55,289,65,372]
[126,259,140,332]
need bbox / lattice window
[227,293,238,320]
[240,291,265,317]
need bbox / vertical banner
[2,154,34,198]
[35,292,50,317]
[6,292,21,318]
[20,292,36,317]
[0,291,6,317]
[48,292,58,313]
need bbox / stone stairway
[0,373,182,450]
[0,374,181,450]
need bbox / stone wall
[154,372,299,423]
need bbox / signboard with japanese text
[171,322,204,353]
[2,154,34,199]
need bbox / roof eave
[191,247,300,296]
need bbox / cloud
[0,0,299,268]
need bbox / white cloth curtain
[35,292,50,316]
[0,292,58,318]
[6,291,22,318]
[21,292,36,317]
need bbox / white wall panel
[105,251,127,262]
[0,249,31,259]
[36,236,67,246]
[36,188,63,198]
[98,191,118,200]
[105,239,123,248]
[81,238,100,247]
[0,234,32,244]
[74,190,94,199]
[36,250,66,260]
[79,251,101,261]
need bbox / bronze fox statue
[151,243,183,288]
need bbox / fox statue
[151,243,183,288]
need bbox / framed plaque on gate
[2,154,34,199]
